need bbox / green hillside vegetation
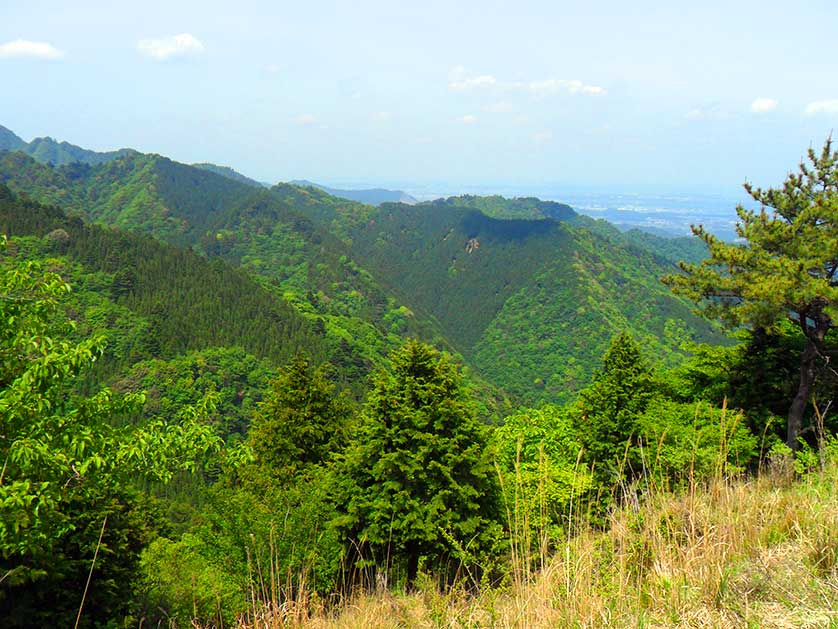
[0,152,451,382]
[2,134,838,629]
[278,193,722,403]
[0,184,328,381]
[0,124,133,166]
[0,146,719,404]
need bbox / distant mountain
[291,179,418,206]
[0,124,135,166]
[0,139,718,406]
[192,162,267,188]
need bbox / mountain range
[0,124,716,406]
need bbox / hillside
[0,124,134,166]
[291,179,418,205]
[0,142,718,404]
[0,184,328,378]
[264,191,722,402]
[0,151,456,388]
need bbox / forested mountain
[192,162,267,188]
[0,143,718,403]
[0,150,453,390]
[0,184,330,382]
[291,179,418,205]
[265,192,721,402]
[0,124,134,166]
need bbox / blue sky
[2,0,838,194]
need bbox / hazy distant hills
[291,179,418,206]
[0,124,135,166]
[191,162,268,188]
[0,126,715,404]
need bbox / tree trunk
[788,336,819,450]
[406,546,419,591]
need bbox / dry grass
[228,457,838,629]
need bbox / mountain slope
[267,192,722,402]
[291,179,418,206]
[0,183,328,378]
[0,151,454,381]
[0,124,134,166]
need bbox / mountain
[291,179,418,206]
[0,151,461,395]
[0,141,718,405]
[0,183,328,382]
[0,124,134,166]
[192,162,267,188]
[272,193,721,403]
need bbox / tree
[335,340,500,588]
[576,332,657,483]
[664,139,838,450]
[248,353,349,480]
[0,243,221,626]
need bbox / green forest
[2,132,838,628]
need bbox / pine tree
[335,340,499,588]
[664,138,838,449]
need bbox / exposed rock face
[466,237,480,253]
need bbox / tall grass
[206,441,838,629]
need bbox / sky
[2,0,838,195]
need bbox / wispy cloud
[484,101,513,113]
[450,75,497,91]
[532,130,553,144]
[750,97,778,113]
[528,79,606,95]
[804,100,838,116]
[685,103,727,121]
[448,67,605,96]
[137,33,204,60]
[0,39,64,60]
[296,114,317,126]
[458,114,478,125]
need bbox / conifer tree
[249,354,348,480]
[664,138,838,449]
[577,332,656,481]
[335,340,499,588]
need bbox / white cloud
[532,130,553,144]
[296,114,316,126]
[448,67,605,96]
[137,33,204,60]
[750,97,778,113]
[804,100,838,116]
[513,115,529,126]
[485,101,513,113]
[528,79,606,95]
[0,39,64,60]
[459,114,478,125]
[450,75,497,91]
[685,104,727,121]
[371,111,392,122]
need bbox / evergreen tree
[248,354,349,480]
[664,138,838,449]
[335,340,500,588]
[576,332,656,482]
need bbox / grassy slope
[235,458,838,628]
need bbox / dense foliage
[1,128,835,627]
[665,138,838,449]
